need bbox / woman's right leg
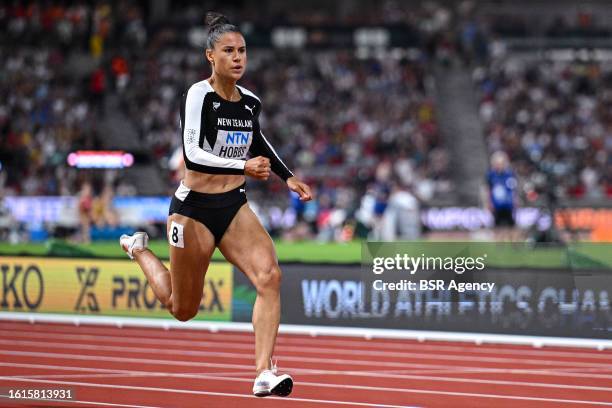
[130,213,216,321]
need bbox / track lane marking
[2,360,612,394]
[1,347,604,380]
[0,396,161,408]
[1,338,608,370]
[0,375,610,406]
[3,350,612,384]
[1,325,610,360]
[0,377,419,408]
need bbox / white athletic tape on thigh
[169,221,185,248]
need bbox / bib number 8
[169,221,184,248]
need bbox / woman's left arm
[249,115,312,201]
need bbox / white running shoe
[252,362,293,397]
[119,232,149,259]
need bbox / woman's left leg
[217,203,281,374]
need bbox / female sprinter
[119,12,312,398]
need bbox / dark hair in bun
[205,12,241,49]
[205,12,230,27]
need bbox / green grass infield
[0,240,611,269]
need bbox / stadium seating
[2,0,611,241]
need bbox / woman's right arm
[181,85,246,174]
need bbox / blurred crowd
[482,7,612,38]
[475,56,612,202]
[0,1,142,196]
[2,0,612,242]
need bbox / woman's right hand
[245,156,271,180]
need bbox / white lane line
[0,361,125,374]
[0,377,418,408]
[1,315,610,350]
[366,366,612,376]
[1,338,608,370]
[0,350,612,388]
[4,349,612,385]
[6,351,605,379]
[2,325,611,361]
[10,371,254,380]
[0,359,401,380]
[1,375,610,406]
[0,396,161,408]
[3,360,612,393]
[0,343,598,377]
[339,366,612,380]
[0,350,254,369]
[562,367,612,373]
[297,380,612,406]
[0,360,556,380]
[3,329,611,366]
[1,343,561,373]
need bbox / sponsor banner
[0,257,232,321]
[7,197,612,235]
[295,265,608,335]
[286,264,610,338]
[4,196,171,227]
[4,197,293,230]
[233,269,257,323]
[421,207,612,233]
[232,243,612,338]
[421,207,546,231]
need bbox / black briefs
[169,182,247,244]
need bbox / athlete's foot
[119,232,149,259]
[252,363,293,397]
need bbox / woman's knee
[255,262,282,293]
[171,303,199,322]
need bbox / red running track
[0,321,611,407]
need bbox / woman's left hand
[287,177,313,201]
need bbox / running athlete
[119,12,312,398]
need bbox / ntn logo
[225,132,249,145]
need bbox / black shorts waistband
[175,182,246,209]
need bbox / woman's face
[206,32,247,81]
